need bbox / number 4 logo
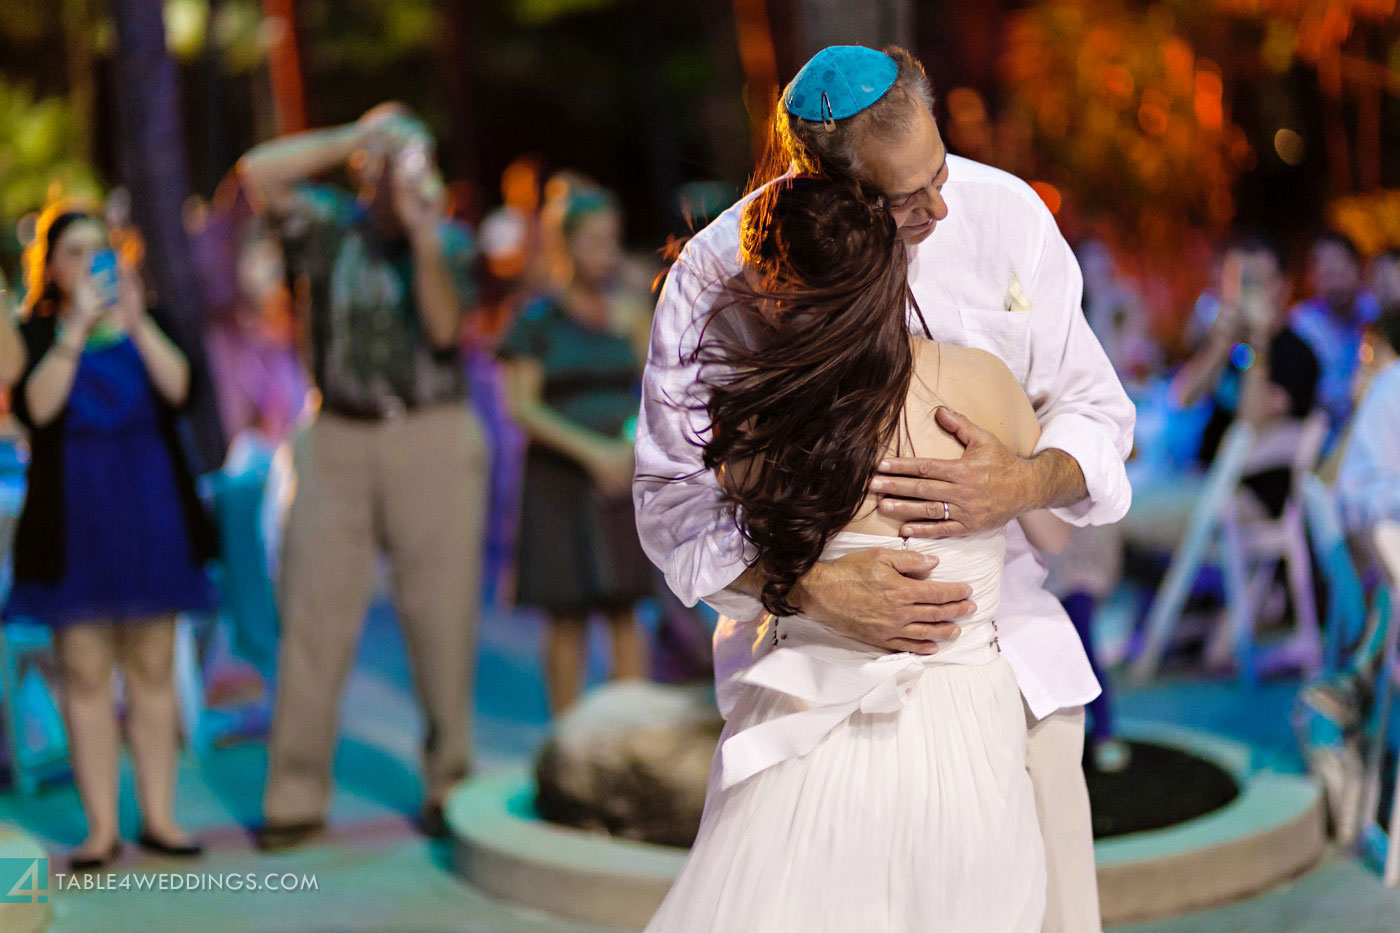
[0,858,48,904]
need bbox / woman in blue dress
[6,202,217,870]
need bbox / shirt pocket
[955,306,1032,384]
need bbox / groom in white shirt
[634,45,1133,933]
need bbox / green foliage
[0,0,59,43]
[510,0,623,26]
[0,79,102,226]
[162,0,269,69]
[300,0,442,69]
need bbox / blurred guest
[1173,236,1319,517]
[1290,231,1379,434]
[1295,309,1400,837]
[499,185,651,714]
[5,201,217,869]
[477,155,545,315]
[1076,239,1160,385]
[204,221,308,442]
[239,103,487,847]
[1045,525,1127,772]
[0,268,24,384]
[1336,308,1400,534]
[1366,248,1400,309]
[466,159,546,608]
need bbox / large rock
[535,680,722,847]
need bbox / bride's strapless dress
[645,529,1046,933]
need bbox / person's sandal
[254,819,325,851]
[418,802,449,839]
[68,840,122,872]
[137,829,204,858]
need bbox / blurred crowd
[0,103,701,867]
[1,99,1399,868]
[1056,223,1400,779]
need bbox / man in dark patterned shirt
[240,104,487,848]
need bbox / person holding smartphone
[1172,235,1321,516]
[238,104,487,848]
[5,200,218,870]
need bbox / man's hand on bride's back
[868,407,1070,538]
[791,549,976,656]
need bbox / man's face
[1220,248,1288,329]
[568,209,623,285]
[1367,254,1400,306]
[853,106,949,246]
[1309,240,1361,311]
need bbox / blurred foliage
[998,2,1251,247]
[1329,189,1400,255]
[1215,0,1397,72]
[163,0,271,71]
[0,79,102,228]
[987,2,1253,330]
[981,0,1400,332]
[0,0,68,44]
[297,0,440,70]
[0,0,267,72]
[510,0,622,26]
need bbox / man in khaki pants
[239,104,487,848]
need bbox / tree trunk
[198,0,231,198]
[629,0,684,240]
[109,0,226,472]
[439,0,481,194]
[262,0,308,134]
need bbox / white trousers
[1026,703,1102,933]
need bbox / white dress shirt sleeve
[1337,363,1400,533]
[633,246,764,618]
[1022,205,1136,527]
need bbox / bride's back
[843,337,1040,537]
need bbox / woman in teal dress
[499,186,651,714]
[6,202,215,870]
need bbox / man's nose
[928,189,949,221]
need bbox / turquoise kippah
[783,46,898,123]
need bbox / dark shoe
[255,819,325,851]
[68,840,122,872]
[418,803,449,839]
[138,829,204,858]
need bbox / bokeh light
[1274,128,1305,165]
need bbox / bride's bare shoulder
[910,339,1016,386]
[909,339,1036,453]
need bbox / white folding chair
[1301,473,1368,674]
[1131,412,1328,684]
[1131,422,1255,683]
[1360,521,1400,885]
[0,622,70,796]
[1203,412,1328,678]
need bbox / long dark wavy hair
[692,174,928,616]
[23,200,101,319]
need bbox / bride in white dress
[645,175,1068,932]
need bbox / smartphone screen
[89,249,120,308]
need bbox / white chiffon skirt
[645,643,1046,932]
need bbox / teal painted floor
[6,581,1400,932]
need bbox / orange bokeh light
[1030,181,1062,215]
